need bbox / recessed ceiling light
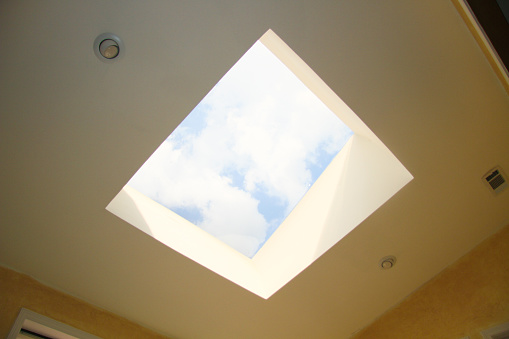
[99,39,119,59]
[93,33,124,63]
[379,256,396,270]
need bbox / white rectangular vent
[483,166,507,194]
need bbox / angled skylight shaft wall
[127,41,353,258]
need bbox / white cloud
[128,41,352,258]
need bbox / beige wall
[0,266,171,339]
[352,223,509,339]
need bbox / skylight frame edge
[106,29,414,299]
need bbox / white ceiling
[1,1,508,338]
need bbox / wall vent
[482,166,507,194]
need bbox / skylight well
[107,30,413,299]
[127,40,353,258]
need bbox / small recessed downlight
[379,256,396,270]
[99,39,119,59]
[94,33,124,63]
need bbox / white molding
[7,308,101,339]
[454,0,509,91]
[481,321,509,339]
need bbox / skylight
[107,29,413,299]
[127,41,353,258]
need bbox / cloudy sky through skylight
[128,41,353,258]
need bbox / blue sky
[128,41,353,258]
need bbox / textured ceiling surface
[1,1,508,338]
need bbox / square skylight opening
[126,39,353,259]
[107,29,413,299]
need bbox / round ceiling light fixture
[94,33,124,63]
[379,256,396,270]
